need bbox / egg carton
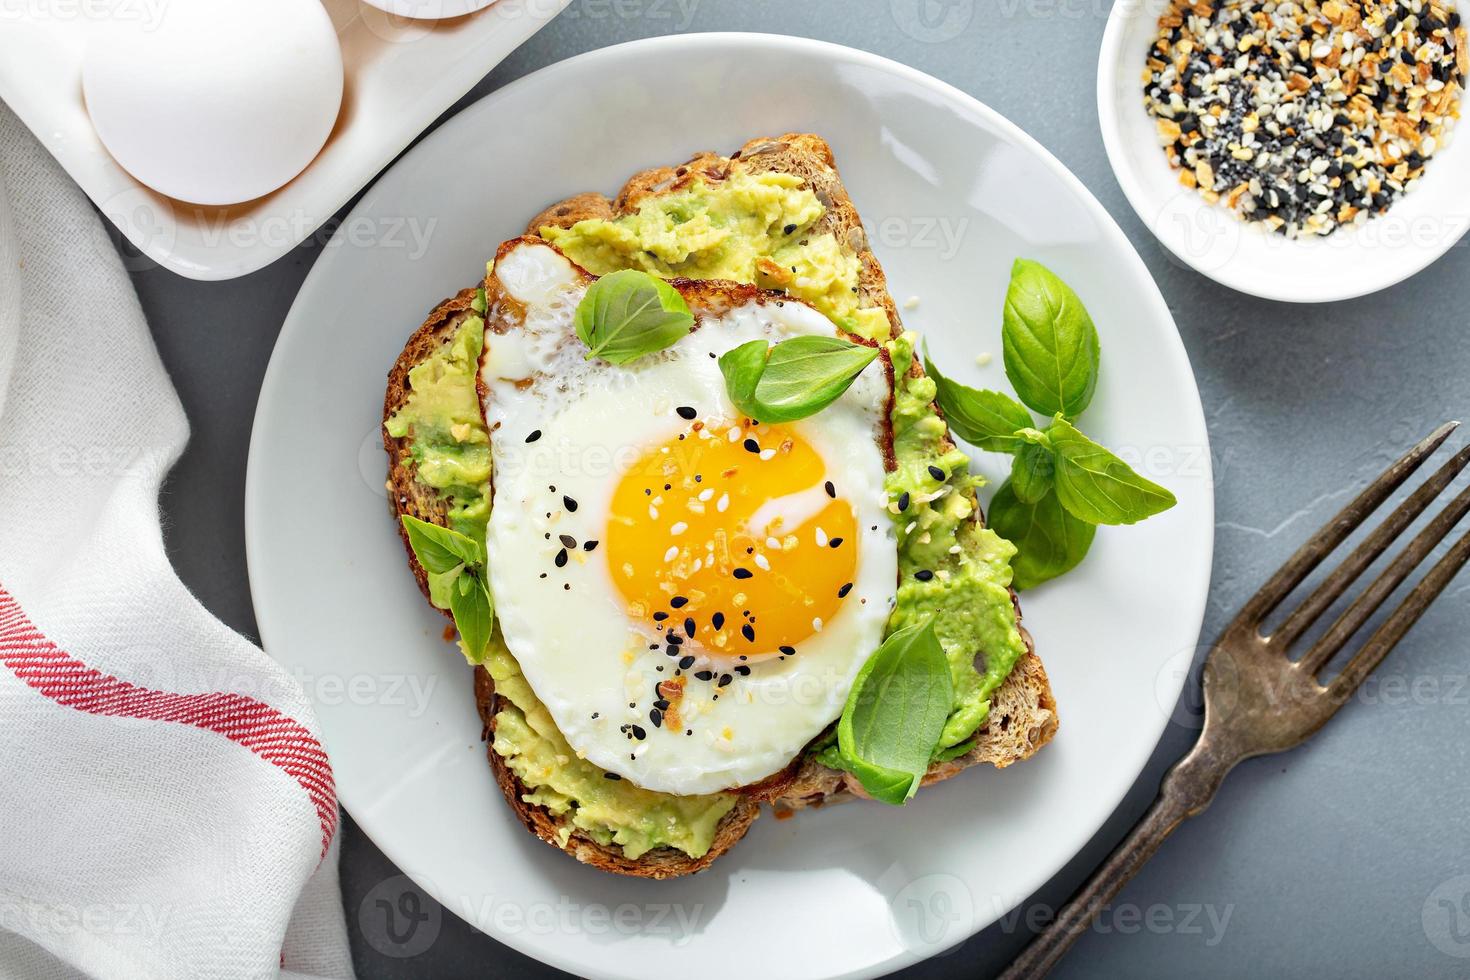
[0,0,566,280]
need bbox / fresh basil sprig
[837,618,953,805]
[401,515,495,664]
[1001,258,1100,419]
[574,269,693,364]
[926,258,1175,589]
[719,334,879,424]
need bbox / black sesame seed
[679,655,695,669]
[652,611,668,621]
[828,537,844,548]
[583,540,599,552]
[603,772,622,780]
[559,534,576,548]
[838,582,853,598]
[783,223,797,234]
[824,480,836,498]
[743,438,760,454]
[897,491,910,512]
[734,665,751,676]
[649,709,663,728]
[676,405,697,420]
[555,548,568,568]
[654,698,670,710]
[712,612,725,630]
[694,670,714,681]
[563,496,578,512]
[525,429,542,443]
[733,567,753,579]
[915,569,935,582]
[927,464,946,481]
[684,617,697,638]
[630,725,647,740]
[670,595,689,609]
[718,674,733,688]
[779,645,796,656]
[667,632,683,646]
[741,624,756,642]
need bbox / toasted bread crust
[383,287,482,613]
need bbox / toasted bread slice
[382,135,1059,875]
[525,135,1058,808]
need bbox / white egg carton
[0,0,567,280]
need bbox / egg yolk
[606,418,859,662]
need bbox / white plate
[0,0,565,280]
[246,33,1214,980]
[1098,0,1470,303]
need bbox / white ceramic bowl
[1098,0,1470,302]
[247,33,1215,980]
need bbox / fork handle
[996,740,1233,979]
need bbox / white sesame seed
[716,494,729,513]
[664,546,679,562]
[815,527,828,547]
[754,554,770,571]
[670,521,688,535]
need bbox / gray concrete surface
[126,1,1470,977]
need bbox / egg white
[481,243,897,796]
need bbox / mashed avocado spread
[389,172,1026,857]
[542,172,892,341]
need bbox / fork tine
[1326,524,1470,702]
[1233,422,1459,629]
[1271,443,1470,650]
[1297,482,1470,675]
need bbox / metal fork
[1001,422,1470,979]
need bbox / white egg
[82,0,343,206]
[481,243,898,797]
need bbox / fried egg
[481,242,897,796]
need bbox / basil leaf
[718,339,767,413]
[401,515,483,574]
[719,334,879,423]
[922,346,1035,453]
[987,480,1097,590]
[1047,417,1177,525]
[1010,441,1055,504]
[837,618,953,805]
[448,569,495,665]
[1002,259,1100,419]
[574,269,693,364]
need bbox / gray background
[122,1,1470,977]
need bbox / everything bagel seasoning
[1143,0,1466,236]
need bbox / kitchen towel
[0,102,353,979]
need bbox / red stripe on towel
[0,587,337,856]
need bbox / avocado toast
[383,135,1058,877]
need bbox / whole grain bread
[383,135,1059,875]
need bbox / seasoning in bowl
[1142,0,1466,237]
